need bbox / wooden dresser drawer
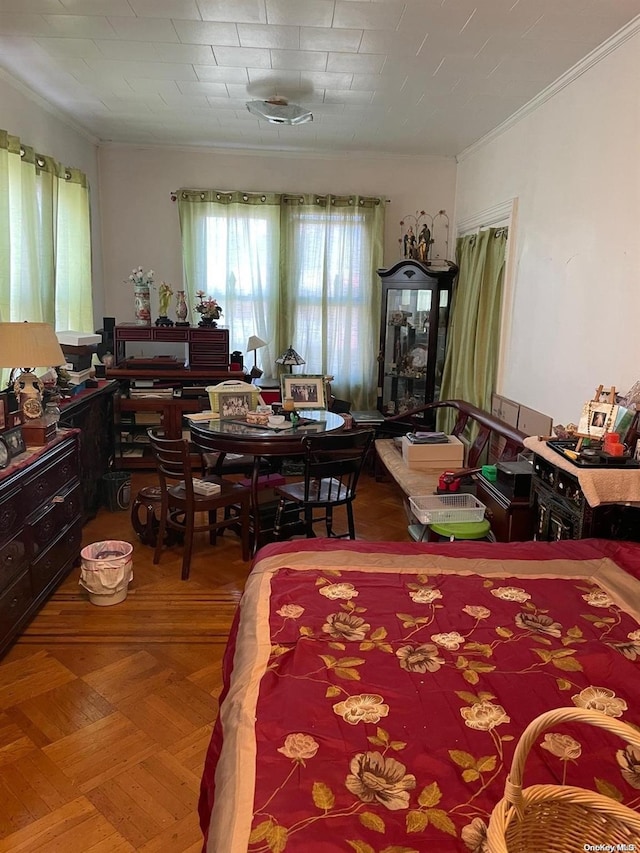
[0,570,33,643]
[0,532,29,594]
[23,443,78,508]
[0,484,22,547]
[28,482,82,555]
[31,520,82,597]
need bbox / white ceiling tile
[198,0,267,25]
[35,36,102,57]
[177,80,229,96]
[59,0,136,14]
[126,78,180,95]
[299,26,362,52]
[106,16,180,42]
[360,29,427,56]
[128,0,202,19]
[195,64,249,82]
[0,12,52,35]
[334,1,405,31]
[85,58,199,80]
[173,19,239,46]
[306,70,353,89]
[151,42,217,64]
[327,51,385,73]
[206,95,252,110]
[0,0,64,10]
[95,39,159,60]
[266,0,333,27]
[271,48,327,71]
[523,12,634,43]
[213,45,271,66]
[237,23,300,49]
[323,88,372,105]
[42,13,115,37]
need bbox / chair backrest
[300,429,375,502]
[147,429,195,496]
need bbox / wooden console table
[114,324,229,369]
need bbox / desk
[190,410,345,551]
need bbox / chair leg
[208,508,218,545]
[239,495,250,562]
[304,506,315,538]
[325,506,333,537]
[346,502,355,539]
[181,513,195,580]
[153,498,168,565]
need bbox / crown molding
[456,198,516,236]
[457,15,640,162]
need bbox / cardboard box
[56,331,102,346]
[401,434,465,471]
[517,405,553,437]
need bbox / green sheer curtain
[178,189,384,409]
[439,227,508,417]
[0,130,93,329]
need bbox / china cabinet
[377,260,458,415]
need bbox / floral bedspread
[200,540,640,853]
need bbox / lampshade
[276,346,305,367]
[0,322,65,369]
[246,335,267,352]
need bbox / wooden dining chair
[147,429,251,579]
[273,429,375,541]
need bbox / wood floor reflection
[0,468,407,852]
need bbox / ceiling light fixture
[246,96,313,126]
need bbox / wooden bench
[375,398,528,501]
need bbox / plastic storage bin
[409,493,486,525]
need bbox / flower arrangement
[127,266,155,289]
[194,290,223,320]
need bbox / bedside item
[276,345,305,373]
[246,335,267,378]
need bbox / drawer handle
[10,596,19,610]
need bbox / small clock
[22,396,43,419]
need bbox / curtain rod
[170,190,391,203]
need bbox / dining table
[189,409,346,552]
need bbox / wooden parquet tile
[0,468,407,851]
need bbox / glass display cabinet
[377,259,458,415]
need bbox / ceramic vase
[175,291,188,325]
[198,316,218,328]
[134,285,151,326]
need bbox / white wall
[455,27,640,426]
[0,71,103,325]
[98,144,457,352]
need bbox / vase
[198,316,217,328]
[134,285,151,326]
[175,291,188,325]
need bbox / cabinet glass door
[383,288,433,415]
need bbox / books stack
[129,387,174,399]
[405,431,450,444]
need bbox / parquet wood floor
[0,469,407,852]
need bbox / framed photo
[0,395,5,431]
[218,391,253,419]
[577,401,619,440]
[281,374,326,410]
[4,425,26,458]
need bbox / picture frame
[218,391,254,419]
[577,400,619,440]
[0,395,5,431]
[280,374,326,410]
[4,424,26,458]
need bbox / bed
[199,539,640,852]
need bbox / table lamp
[276,345,305,374]
[246,334,267,379]
[0,322,66,420]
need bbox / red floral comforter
[200,539,640,852]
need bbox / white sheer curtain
[281,195,384,409]
[0,130,93,329]
[178,190,280,370]
[178,190,385,409]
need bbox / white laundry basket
[80,540,134,606]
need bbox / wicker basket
[486,707,640,852]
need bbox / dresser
[0,432,82,657]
